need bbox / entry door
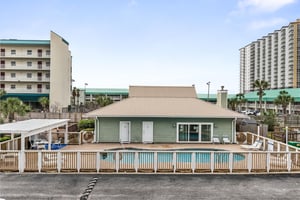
[120,121,130,143]
[142,121,153,143]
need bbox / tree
[95,96,113,107]
[0,89,6,99]
[236,93,247,111]
[0,97,31,122]
[38,97,49,112]
[228,98,238,111]
[261,110,278,131]
[253,79,269,113]
[274,90,294,115]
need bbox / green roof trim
[85,88,129,95]
[244,88,300,102]
[2,93,49,102]
[0,39,50,45]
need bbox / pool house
[86,86,246,144]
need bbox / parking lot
[1,173,300,200]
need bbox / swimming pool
[101,149,245,164]
[44,144,67,150]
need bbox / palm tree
[228,98,238,111]
[0,97,31,122]
[95,96,113,107]
[253,79,269,113]
[274,90,294,115]
[236,93,247,112]
[0,89,6,99]
[38,97,49,112]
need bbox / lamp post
[206,81,210,102]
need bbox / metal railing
[0,149,299,173]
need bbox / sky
[0,0,299,94]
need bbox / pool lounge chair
[213,137,221,144]
[222,136,231,144]
[240,140,263,150]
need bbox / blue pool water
[101,149,245,164]
[44,144,67,150]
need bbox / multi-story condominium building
[240,19,300,94]
[0,31,72,112]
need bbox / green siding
[96,117,235,143]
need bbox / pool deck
[62,143,249,151]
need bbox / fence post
[96,152,100,173]
[38,151,42,173]
[248,152,252,173]
[287,152,291,172]
[116,152,119,173]
[229,152,233,173]
[57,152,62,173]
[77,152,81,173]
[19,151,24,173]
[266,152,270,173]
[154,152,157,173]
[173,152,176,173]
[191,152,195,173]
[134,152,139,173]
[210,152,214,173]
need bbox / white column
[48,130,52,150]
[64,123,68,144]
[11,133,15,150]
[21,135,25,151]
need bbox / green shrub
[78,119,95,131]
[0,136,11,142]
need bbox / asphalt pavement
[0,173,300,200]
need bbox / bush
[0,135,11,142]
[78,119,95,131]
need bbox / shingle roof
[85,86,246,118]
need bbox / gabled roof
[85,86,246,119]
[129,85,197,98]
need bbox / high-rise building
[240,19,300,93]
[0,31,72,112]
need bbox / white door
[120,121,130,143]
[142,121,153,143]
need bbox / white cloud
[235,0,296,14]
[248,18,287,30]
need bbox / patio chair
[240,140,262,150]
[222,136,231,144]
[213,137,221,144]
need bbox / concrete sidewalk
[1,174,300,200]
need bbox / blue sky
[1,0,299,94]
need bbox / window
[45,72,50,78]
[27,85,32,90]
[27,73,32,78]
[11,50,16,55]
[11,85,16,89]
[27,50,32,55]
[177,123,212,142]
[37,61,42,69]
[0,84,4,89]
[11,73,16,78]
[37,49,42,57]
[46,50,50,55]
[27,61,32,67]
[11,61,16,66]
[0,60,5,68]
[0,48,5,56]
[46,61,50,67]
[46,84,50,90]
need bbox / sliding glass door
[177,123,212,142]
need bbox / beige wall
[49,31,72,112]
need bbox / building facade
[240,19,300,93]
[0,31,72,112]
